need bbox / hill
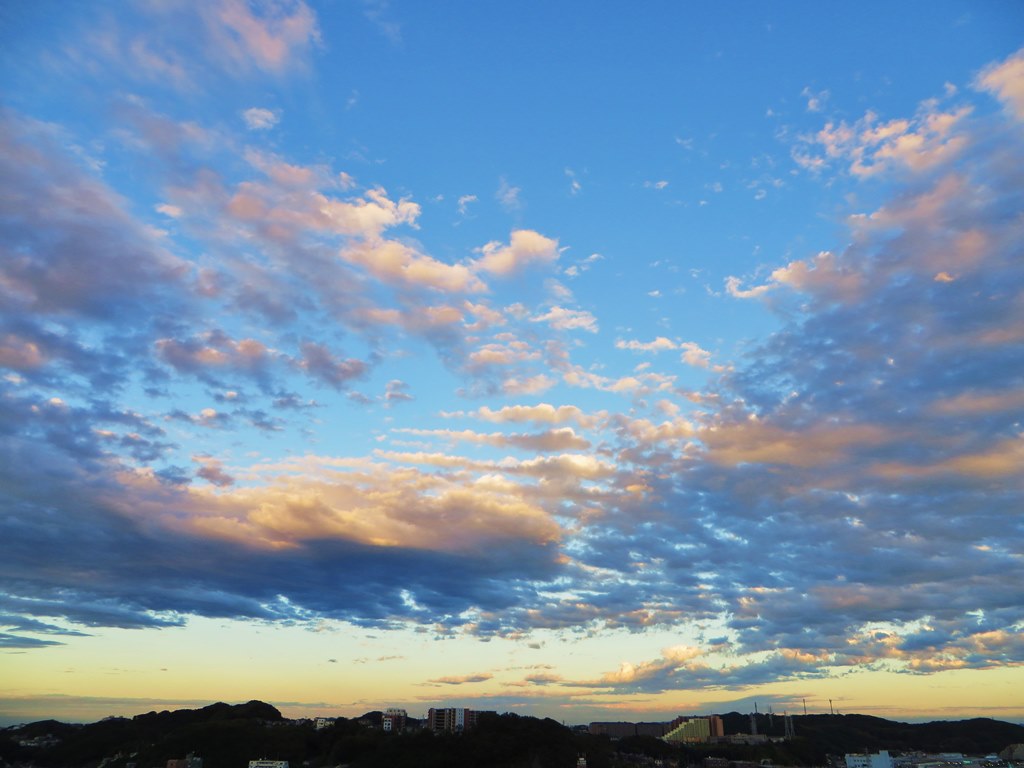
[719,712,1024,757]
[2,702,1023,768]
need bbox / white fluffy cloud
[531,306,598,333]
[474,230,560,276]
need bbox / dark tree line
[3,702,1022,768]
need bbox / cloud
[531,306,598,333]
[794,98,972,178]
[496,177,522,211]
[4,47,1024,689]
[559,365,676,396]
[588,646,705,689]
[463,301,506,331]
[678,342,713,369]
[687,93,1024,669]
[564,253,603,280]
[501,374,557,396]
[724,275,774,299]
[343,239,486,293]
[457,194,477,216]
[616,337,677,353]
[465,340,540,371]
[0,441,567,634]
[616,337,715,369]
[156,331,276,382]
[194,456,236,487]
[203,0,321,74]
[156,203,183,218]
[976,48,1024,120]
[427,673,494,685]
[473,230,560,277]
[242,107,280,130]
[448,404,600,429]
[0,112,187,322]
[0,633,65,649]
[273,183,422,239]
[726,248,868,306]
[124,36,194,90]
[296,341,369,390]
[384,379,414,405]
[394,427,590,453]
[565,168,581,195]
[60,2,320,90]
[362,0,402,45]
[801,86,829,113]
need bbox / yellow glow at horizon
[3,619,1023,724]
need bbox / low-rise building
[847,751,894,768]
[713,733,769,745]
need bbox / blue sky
[2,0,1024,725]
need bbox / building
[248,761,288,768]
[664,717,710,743]
[636,722,668,737]
[427,707,493,733]
[709,715,725,737]
[846,752,894,768]
[314,717,336,730]
[382,708,408,732]
[166,755,202,768]
[663,715,724,744]
[588,722,640,739]
[713,734,769,745]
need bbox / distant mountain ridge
[2,701,1022,768]
[720,711,1024,755]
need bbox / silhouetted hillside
[3,703,1023,768]
[719,712,1024,756]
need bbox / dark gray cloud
[0,431,567,635]
[0,633,65,649]
[297,341,370,390]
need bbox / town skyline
[2,1,1023,727]
[2,698,1020,730]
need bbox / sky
[1,0,1023,727]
